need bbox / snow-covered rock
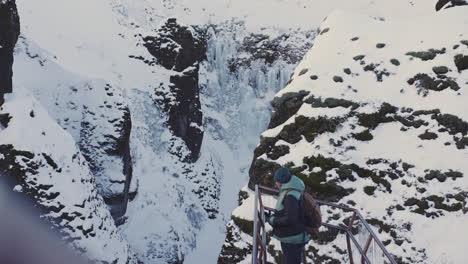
[13,37,135,219]
[143,18,206,162]
[0,88,138,264]
[223,6,468,264]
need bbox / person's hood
[279,175,305,199]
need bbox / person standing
[267,167,310,264]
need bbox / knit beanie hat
[273,167,292,183]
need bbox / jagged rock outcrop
[0,0,20,106]
[144,18,206,162]
[0,89,139,264]
[13,37,136,220]
[436,0,468,11]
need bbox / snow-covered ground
[228,5,468,264]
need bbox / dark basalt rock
[353,130,374,141]
[333,76,343,83]
[418,130,438,140]
[320,27,330,35]
[363,63,390,82]
[434,113,468,135]
[390,58,400,66]
[248,158,280,190]
[406,48,445,61]
[432,66,449,74]
[353,55,365,61]
[144,18,205,162]
[304,96,359,110]
[218,222,252,264]
[143,18,206,71]
[168,66,203,161]
[407,73,460,92]
[376,43,386,48]
[231,30,314,68]
[358,103,397,129]
[436,0,468,11]
[298,68,309,76]
[0,0,20,106]
[454,54,468,72]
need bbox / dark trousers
[281,242,305,264]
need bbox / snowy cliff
[222,6,468,264]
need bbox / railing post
[346,211,357,264]
[260,203,267,263]
[361,234,373,264]
[252,185,259,264]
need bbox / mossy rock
[425,170,463,182]
[266,145,290,160]
[353,130,373,141]
[424,170,447,182]
[305,96,359,110]
[279,115,343,144]
[333,76,344,83]
[364,185,376,195]
[269,90,310,129]
[367,218,394,233]
[390,58,400,66]
[394,116,427,129]
[231,216,254,236]
[435,114,468,135]
[248,158,281,189]
[254,136,278,157]
[432,66,449,74]
[455,137,468,149]
[358,103,397,129]
[418,131,438,140]
[405,48,445,61]
[303,155,342,172]
[454,54,468,72]
[407,73,460,92]
[412,109,440,116]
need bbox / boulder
[0,0,20,105]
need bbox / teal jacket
[270,176,310,244]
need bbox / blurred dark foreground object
[0,184,89,264]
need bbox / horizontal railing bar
[322,223,348,232]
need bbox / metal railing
[252,185,397,264]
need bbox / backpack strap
[283,188,303,197]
